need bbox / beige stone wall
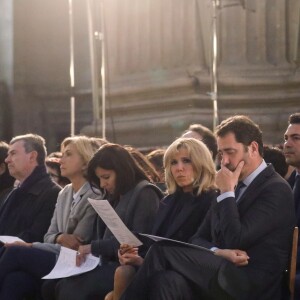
[0,0,299,149]
[83,0,300,146]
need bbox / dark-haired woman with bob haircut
[42,143,163,300]
[105,137,218,300]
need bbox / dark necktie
[235,181,246,201]
[293,175,300,212]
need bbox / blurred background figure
[46,152,70,188]
[263,145,289,178]
[90,137,108,148]
[146,148,166,191]
[0,141,15,206]
[125,146,161,185]
[182,124,218,161]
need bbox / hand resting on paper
[76,244,92,267]
[118,244,144,266]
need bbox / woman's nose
[100,180,106,188]
[176,162,184,171]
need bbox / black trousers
[0,246,56,300]
[42,261,119,300]
[120,241,250,300]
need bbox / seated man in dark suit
[121,115,295,300]
[0,133,61,242]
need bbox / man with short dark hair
[0,133,60,242]
[284,113,300,213]
[283,112,300,297]
[121,115,295,300]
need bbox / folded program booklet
[138,233,213,253]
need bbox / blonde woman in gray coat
[0,136,105,300]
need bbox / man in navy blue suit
[121,115,295,300]
[284,112,300,297]
[284,113,300,219]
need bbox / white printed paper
[139,233,213,253]
[88,198,142,247]
[0,236,24,243]
[43,246,100,279]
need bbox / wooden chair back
[289,227,298,300]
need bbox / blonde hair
[61,136,100,178]
[164,137,216,195]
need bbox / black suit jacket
[191,165,295,300]
[135,189,216,258]
[287,170,297,187]
[288,170,300,224]
[152,189,216,241]
[0,169,60,242]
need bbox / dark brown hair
[216,115,263,156]
[88,143,149,202]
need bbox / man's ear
[0,162,6,175]
[29,151,38,163]
[249,141,259,155]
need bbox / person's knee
[145,242,168,263]
[152,270,186,287]
[2,245,21,258]
[104,291,114,300]
[1,271,38,299]
[114,265,136,282]
[41,279,58,300]
[217,262,250,299]
[55,279,74,299]
[111,265,137,300]
[149,270,194,300]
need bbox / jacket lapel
[237,165,274,213]
[151,195,173,234]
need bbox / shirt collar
[243,159,267,187]
[73,181,89,204]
